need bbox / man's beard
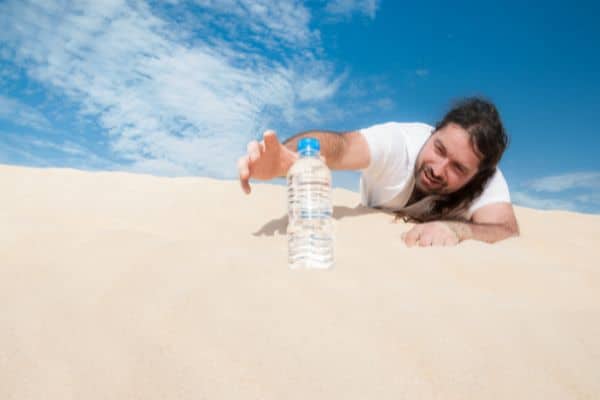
[414,164,447,195]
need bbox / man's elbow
[482,222,519,244]
[499,222,520,242]
[495,212,520,242]
[509,219,520,238]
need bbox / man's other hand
[401,221,460,247]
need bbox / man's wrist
[444,221,473,242]
[279,149,299,177]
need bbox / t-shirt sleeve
[359,122,408,178]
[466,169,511,219]
[358,122,411,207]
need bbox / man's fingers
[418,234,433,247]
[237,155,251,194]
[443,236,459,246]
[403,222,460,248]
[403,226,422,247]
[247,140,260,162]
[237,155,249,179]
[263,130,280,150]
[432,235,446,247]
[241,180,251,194]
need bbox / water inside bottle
[287,156,334,269]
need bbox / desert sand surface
[1,164,599,399]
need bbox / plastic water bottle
[287,137,334,269]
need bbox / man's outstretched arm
[282,130,370,172]
[238,129,370,193]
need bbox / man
[237,97,519,247]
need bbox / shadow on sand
[252,204,394,236]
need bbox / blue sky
[1,0,599,213]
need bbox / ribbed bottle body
[287,155,333,269]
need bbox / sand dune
[1,164,599,399]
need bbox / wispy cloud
[511,191,580,212]
[576,193,600,205]
[193,0,315,47]
[0,0,349,178]
[0,141,48,167]
[0,95,52,131]
[527,172,600,193]
[1,132,116,170]
[28,138,91,157]
[325,0,380,19]
[297,73,347,102]
[513,171,600,213]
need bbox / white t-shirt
[359,122,511,220]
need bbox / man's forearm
[445,221,518,244]
[283,130,347,169]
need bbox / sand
[1,164,599,399]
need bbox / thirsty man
[237,98,519,247]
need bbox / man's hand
[401,221,461,247]
[237,130,298,194]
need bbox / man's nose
[431,161,447,181]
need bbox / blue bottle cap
[297,137,320,153]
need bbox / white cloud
[0,95,52,131]
[516,171,600,213]
[527,172,600,193]
[194,0,315,46]
[527,172,600,192]
[0,63,20,85]
[0,140,49,166]
[1,132,116,170]
[0,0,347,178]
[511,191,579,212]
[297,73,347,102]
[325,0,380,19]
[575,193,600,205]
[29,138,89,156]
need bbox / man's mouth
[422,168,441,188]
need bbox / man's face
[414,123,481,195]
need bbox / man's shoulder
[465,168,511,219]
[360,121,434,134]
[359,122,433,166]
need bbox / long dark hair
[396,97,509,222]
